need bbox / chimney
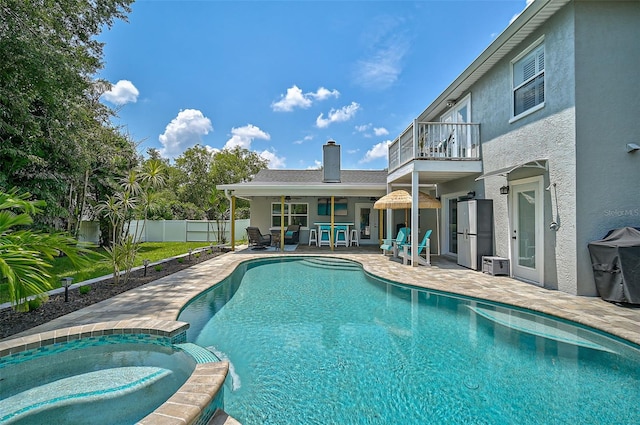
[322,140,341,183]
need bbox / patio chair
[284,224,301,244]
[246,226,272,249]
[398,229,432,266]
[380,227,409,257]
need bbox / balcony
[388,121,481,173]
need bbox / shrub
[79,285,91,295]
[195,252,201,259]
[28,298,42,311]
[154,265,163,272]
[177,257,184,264]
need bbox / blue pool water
[179,257,640,425]
[0,334,195,425]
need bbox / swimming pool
[179,257,640,425]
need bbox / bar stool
[349,228,359,246]
[308,228,318,246]
[318,227,332,246]
[335,228,348,247]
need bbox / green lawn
[0,242,214,304]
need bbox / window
[271,203,308,227]
[512,41,544,117]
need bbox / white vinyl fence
[78,219,250,245]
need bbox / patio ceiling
[218,182,387,198]
[387,159,483,186]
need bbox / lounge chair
[380,227,409,257]
[398,229,432,266]
[284,224,300,244]
[246,227,272,249]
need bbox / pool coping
[0,318,230,425]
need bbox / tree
[0,0,134,227]
[171,145,216,211]
[0,189,90,310]
[208,188,229,244]
[210,146,268,185]
[97,161,165,285]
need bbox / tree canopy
[0,1,268,235]
[0,0,136,228]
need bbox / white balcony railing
[388,121,480,172]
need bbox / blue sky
[98,0,530,170]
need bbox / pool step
[468,306,617,353]
[175,342,220,363]
[299,258,361,271]
[0,366,172,423]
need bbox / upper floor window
[271,202,308,228]
[512,40,545,117]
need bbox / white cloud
[260,149,286,169]
[101,80,139,105]
[271,85,339,112]
[158,109,213,158]
[361,140,391,163]
[374,127,389,136]
[510,0,535,25]
[309,87,340,101]
[316,102,360,128]
[271,85,311,112]
[306,160,322,170]
[223,124,271,150]
[293,135,314,145]
[347,149,360,154]
[354,19,410,90]
[355,124,371,133]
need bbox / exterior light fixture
[143,259,150,276]
[626,143,640,153]
[467,191,476,198]
[500,186,509,195]
[61,277,73,302]
[446,99,457,107]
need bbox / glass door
[511,179,543,284]
[355,203,378,244]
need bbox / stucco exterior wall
[441,4,581,293]
[574,1,640,295]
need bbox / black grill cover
[588,227,640,304]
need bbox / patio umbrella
[373,190,441,210]
[374,190,441,253]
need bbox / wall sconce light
[446,99,457,107]
[467,191,476,198]
[285,196,291,201]
[626,143,640,153]
[500,186,509,195]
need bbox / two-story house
[389,0,640,295]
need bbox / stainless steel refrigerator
[457,199,494,270]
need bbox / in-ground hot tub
[0,320,228,425]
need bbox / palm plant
[97,161,166,284]
[0,189,89,310]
